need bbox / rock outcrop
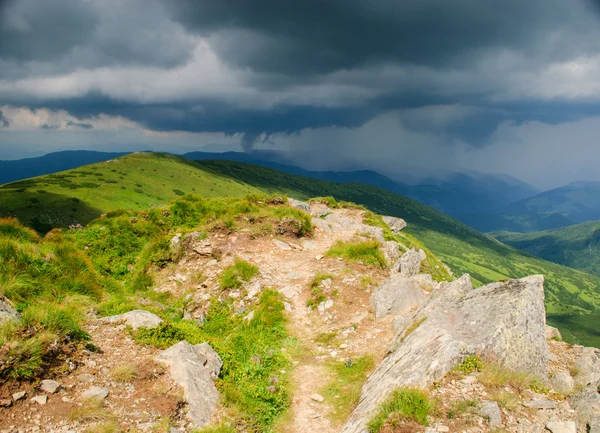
[382,215,407,233]
[398,248,426,277]
[100,310,163,330]
[343,275,548,433]
[0,295,20,324]
[370,274,427,319]
[155,341,222,429]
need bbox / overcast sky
[2,0,600,188]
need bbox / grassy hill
[492,221,600,277]
[1,153,599,346]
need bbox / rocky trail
[2,199,600,433]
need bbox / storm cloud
[2,0,600,186]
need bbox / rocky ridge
[1,198,599,433]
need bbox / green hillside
[492,221,600,277]
[0,153,599,346]
[0,152,260,232]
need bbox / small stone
[31,395,48,405]
[40,379,61,394]
[0,399,12,407]
[462,375,477,385]
[315,255,324,261]
[523,399,557,409]
[436,426,449,432]
[76,373,95,383]
[81,386,109,400]
[480,400,502,427]
[545,421,577,433]
[283,302,292,312]
[310,394,325,402]
[12,391,26,401]
[243,311,255,322]
[62,396,74,403]
[340,344,348,350]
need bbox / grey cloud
[163,0,594,77]
[66,120,93,130]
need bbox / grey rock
[100,310,163,330]
[545,421,577,433]
[590,416,600,433]
[569,387,600,424]
[81,386,109,400]
[30,395,48,405]
[549,371,574,394]
[40,380,61,394]
[311,218,333,233]
[310,393,325,402]
[170,234,182,260]
[0,295,20,324]
[12,391,26,401]
[0,399,12,407]
[342,275,548,433]
[574,347,600,388]
[480,401,502,427]
[382,241,400,268]
[382,215,407,233]
[523,399,557,409]
[272,239,292,251]
[279,285,299,299]
[399,248,426,277]
[370,274,426,319]
[155,341,222,428]
[288,198,310,212]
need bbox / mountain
[0,150,130,184]
[0,150,539,222]
[460,181,600,233]
[1,152,598,345]
[491,220,600,277]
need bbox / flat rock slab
[82,386,109,400]
[155,341,222,429]
[480,400,502,427]
[100,310,163,330]
[40,379,61,394]
[523,399,557,409]
[272,239,292,250]
[31,395,48,405]
[0,295,20,324]
[382,215,407,233]
[545,421,577,433]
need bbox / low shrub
[367,388,433,432]
[326,240,387,268]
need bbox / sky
[2,0,600,189]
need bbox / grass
[445,398,479,420]
[323,355,375,423]
[219,259,259,290]
[70,398,114,422]
[478,361,547,394]
[490,390,519,410]
[111,363,138,382]
[326,240,387,268]
[367,388,433,432]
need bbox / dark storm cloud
[162,0,589,77]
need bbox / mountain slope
[492,220,600,277]
[0,152,598,345]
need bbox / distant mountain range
[459,181,600,233]
[1,150,542,223]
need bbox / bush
[456,355,483,374]
[367,388,433,432]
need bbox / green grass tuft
[219,259,259,290]
[326,240,387,268]
[367,388,433,432]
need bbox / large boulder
[100,310,163,330]
[342,275,548,433]
[370,274,427,319]
[382,215,407,233]
[288,198,311,213]
[399,248,426,277]
[155,341,222,428]
[0,295,20,324]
